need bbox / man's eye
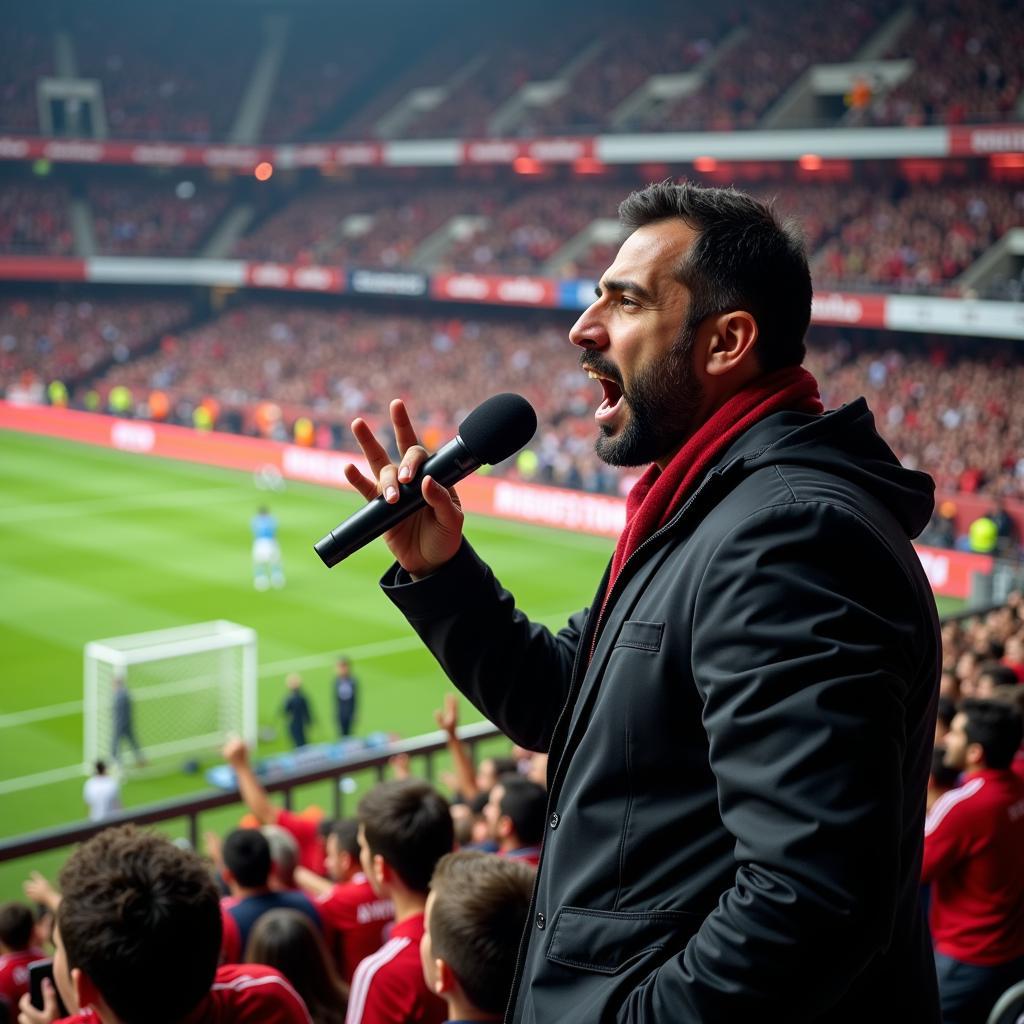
[619,296,638,307]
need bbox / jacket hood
[716,398,935,539]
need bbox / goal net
[84,621,257,767]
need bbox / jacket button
[549,812,560,829]
[536,912,546,930]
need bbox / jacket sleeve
[625,500,927,1020]
[380,539,587,753]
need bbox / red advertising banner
[431,273,557,307]
[461,137,595,165]
[810,291,888,328]
[0,257,87,281]
[948,124,1024,157]
[913,545,993,600]
[244,263,346,293]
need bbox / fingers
[390,400,420,456]
[350,410,430,505]
[422,476,464,530]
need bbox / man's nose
[569,304,609,350]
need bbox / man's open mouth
[586,369,624,422]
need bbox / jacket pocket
[613,620,664,652]
[545,906,697,975]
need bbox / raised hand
[344,399,464,576]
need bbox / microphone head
[458,393,537,465]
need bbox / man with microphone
[332,182,942,1021]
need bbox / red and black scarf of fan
[603,364,824,606]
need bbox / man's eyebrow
[596,278,655,303]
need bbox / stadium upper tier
[3,170,1020,299]
[6,290,1024,503]
[3,0,1021,143]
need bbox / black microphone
[314,393,537,568]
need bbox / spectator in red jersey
[419,851,534,1024]
[295,820,393,987]
[220,828,321,957]
[246,910,346,1024]
[0,902,45,1020]
[16,824,311,1024]
[482,776,546,867]
[1003,634,1024,683]
[923,699,1024,1024]
[345,780,451,1024]
[222,738,329,874]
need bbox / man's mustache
[578,353,623,388]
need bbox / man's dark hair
[428,851,534,1015]
[497,775,547,848]
[57,825,221,1024]
[960,698,1024,770]
[223,827,272,888]
[94,761,107,776]
[329,818,360,859]
[936,697,957,731]
[976,661,1018,689]
[357,780,453,893]
[0,901,34,950]
[618,181,812,372]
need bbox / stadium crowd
[1,0,1022,142]
[0,183,73,258]
[3,173,1018,299]
[0,294,192,404]
[35,298,1020,514]
[68,10,256,142]
[3,642,1023,1024]
[87,178,232,257]
[852,0,1024,127]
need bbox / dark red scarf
[605,364,824,598]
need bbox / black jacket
[383,400,942,1022]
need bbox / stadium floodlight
[84,621,257,769]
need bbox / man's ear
[497,814,514,841]
[373,853,390,888]
[73,966,104,1012]
[702,310,759,378]
[435,957,458,996]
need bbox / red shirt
[55,965,311,1024]
[315,874,394,983]
[275,809,326,874]
[219,900,242,963]
[922,768,1024,966]
[344,913,446,1024]
[0,948,45,1015]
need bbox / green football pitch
[0,430,963,899]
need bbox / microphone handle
[314,436,480,567]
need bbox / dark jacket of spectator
[383,399,942,1022]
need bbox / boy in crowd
[221,828,321,954]
[16,824,311,1024]
[295,820,394,986]
[420,851,534,1023]
[345,780,452,1024]
[0,901,45,1020]
[483,776,547,866]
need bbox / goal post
[84,621,257,767]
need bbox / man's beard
[585,319,704,468]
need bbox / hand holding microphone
[316,393,537,576]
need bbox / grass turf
[0,430,963,898]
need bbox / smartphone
[27,958,69,1016]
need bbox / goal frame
[83,620,258,767]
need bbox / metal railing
[0,721,503,864]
